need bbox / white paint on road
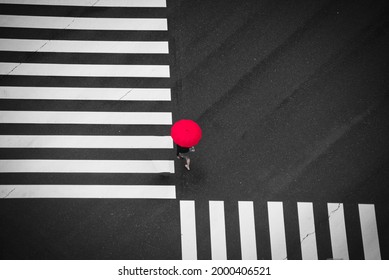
[209,201,227,260]
[297,202,318,260]
[267,201,287,260]
[0,15,167,30]
[0,0,167,7]
[0,39,169,53]
[238,201,257,260]
[180,200,197,260]
[0,159,175,173]
[328,203,349,260]
[0,63,170,77]
[359,204,381,260]
[0,111,172,125]
[0,185,176,199]
[0,87,171,101]
[0,135,173,149]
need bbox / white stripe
[328,203,349,260]
[0,185,175,199]
[0,63,170,77]
[0,135,173,149]
[209,201,227,260]
[359,204,381,260]
[238,201,257,260]
[0,15,168,30]
[180,201,197,260]
[0,39,169,54]
[267,201,287,260]
[0,159,174,173]
[297,202,318,260]
[0,111,172,125]
[0,87,171,101]
[0,0,167,7]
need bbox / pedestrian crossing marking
[0,135,173,149]
[0,0,175,201]
[0,39,169,54]
[0,87,172,101]
[328,203,349,260]
[267,201,287,260]
[0,63,170,77]
[297,202,318,260]
[0,159,175,173]
[0,185,176,199]
[0,0,167,7]
[0,111,172,125]
[209,201,227,260]
[238,201,258,260]
[180,201,382,260]
[180,201,197,260]
[359,204,381,260]
[0,15,168,30]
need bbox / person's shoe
[185,164,190,170]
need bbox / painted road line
[0,111,172,125]
[358,204,381,260]
[180,201,197,260]
[0,63,170,77]
[267,201,287,260]
[297,202,318,260]
[0,185,176,199]
[0,135,173,149]
[0,0,167,7]
[238,201,257,260]
[209,201,227,260]
[0,87,171,101]
[0,15,168,30]
[0,159,175,173]
[328,203,349,260]
[0,39,169,54]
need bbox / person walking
[171,119,202,171]
[176,144,195,170]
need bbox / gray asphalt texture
[0,0,388,260]
[172,0,389,259]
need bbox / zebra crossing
[180,201,382,260]
[1,1,385,261]
[0,0,175,199]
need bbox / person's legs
[177,152,191,170]
[185,157,190,170]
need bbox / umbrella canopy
[171,119,202,147]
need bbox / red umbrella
[171,119,202,147]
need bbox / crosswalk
[180,201,382,260]
[0,0,175,199]
[1,1,385,261]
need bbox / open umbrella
[171,119,202,147]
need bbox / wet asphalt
[0,0,388,259]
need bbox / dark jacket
[176,145,190,155]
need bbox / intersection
[0,0,388,260]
